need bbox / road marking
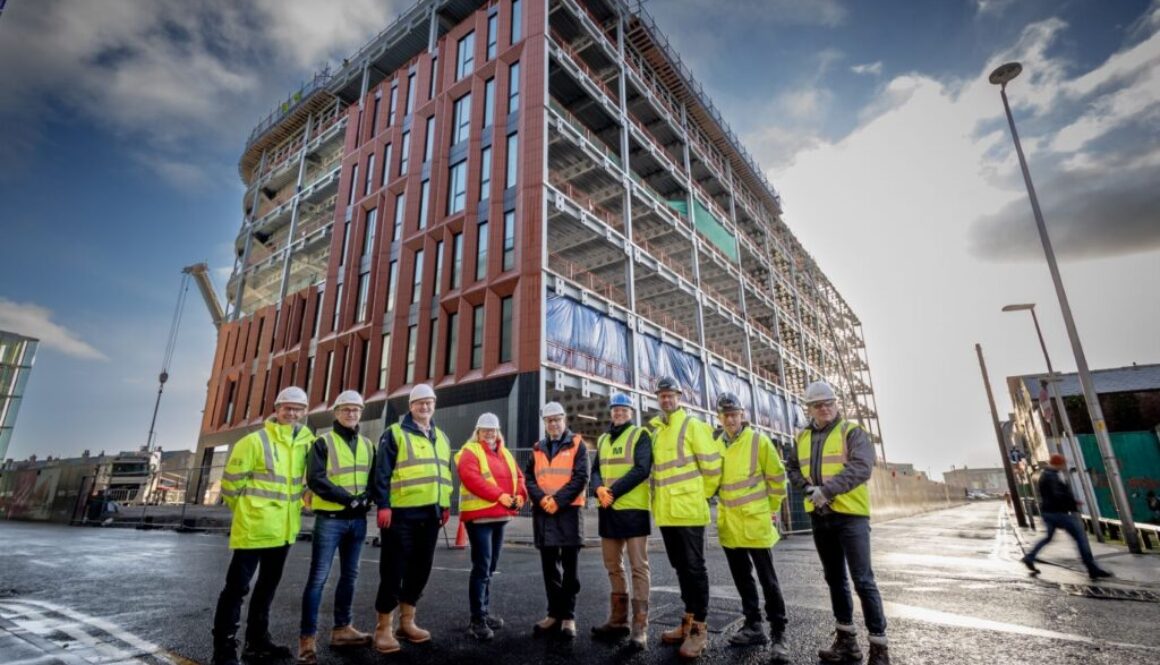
[0,598,177,664]
[883,600,1160,653]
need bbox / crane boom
[182,263,225,329]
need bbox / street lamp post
[990,62,1141,553]
[1002,303,1104,542]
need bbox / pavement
[2,501,1159,664]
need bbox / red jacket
[457,439,529,522]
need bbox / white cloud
[0,299,108,360]
[851,61,883,76]
[756,13,1160,475]
[0,0,399,181]
[975,0,1015,17]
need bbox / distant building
[0,330,39,462]
[943,467,1007,495]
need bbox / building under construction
[195,0,883,466]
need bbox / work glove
[596,486,614,509]
[498,492,515,509]
[809,486,829,508]
[377,507,392,529]
[441,508,451,526]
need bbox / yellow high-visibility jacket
[716,426,787,548]
[221,418,312,549]
[649,408,722,526]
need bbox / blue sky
[1,0,1158,478]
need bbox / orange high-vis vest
[533,434,586,506]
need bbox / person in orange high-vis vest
[525,401,589,639]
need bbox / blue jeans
[466,521,506,621]
[1026,512,1098,572]
[300,514,367,636]
[811,512,887,635]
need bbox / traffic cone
[452,517,468,549]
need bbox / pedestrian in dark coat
[524,401,589,639]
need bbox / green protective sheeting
[1076,431,1160,524]
[666,199,738,262]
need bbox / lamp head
[989,62,1023,86]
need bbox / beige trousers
[601,536,650,601]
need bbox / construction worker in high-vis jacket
[650,376,722,659]
[297,390,375,664]
[786,381,890,665]
[590,392,652,649]
[369,383,453,654]
[212,386,314,665]
[712,391,790,661]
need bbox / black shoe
[770,633,790,662]
[868,641,891,665]
[484,615,505,630]
[1089,567,1113,580]
[243,636,292,661]
[213,638,241,665]
[468,619,495,641]
[728,620,768,646]
[1021,556,1040,574]
[819,629,862,662]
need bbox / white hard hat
[409,383,436,403]
[541,402,566,418]
[274,386,309,407]
[475,412,500,429]
[804,381,837,405]
[332,390,365,410]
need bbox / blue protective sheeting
[636,333,704,407]
[707,366,752,415]
[754,388,787,434]
[545,295,631,385]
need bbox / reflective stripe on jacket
[716,426,787,548]
[455,440,519,514]
[795,419,870,516]
[220,418,312,549]
[596,426,650,511]
[649,408,722,527]
[310,431,373,512]
[533,434,586,506]
[387,422,452,509]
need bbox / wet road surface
[2,502,1157,664]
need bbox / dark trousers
[723,546,787,634]
[300,515,367,635]
[811,512,887,635]
[659,526,709,621]
[539,546,581,620]
[466,521,507,621]
[376,516,440,613]
[1027,512,1100,572]
[212,545,290,644]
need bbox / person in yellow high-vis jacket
[369,383,453,653]
[297,391,375,664]
[649,376,722,659]
[785,381,889,665]
[590,392,653,649]
[212,386,313,665]
[712,392,789,661]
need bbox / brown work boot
[373,612,400,654]
[819,626,862,662]
[395,603,431,643]
[628,599,648,650]
[868,641,890,665]
[296,636,316,665]
[330,624,372,647]
[677,621,708,659]
[591,592,630,640]
[533,616,559,637]
[661,612,693,645]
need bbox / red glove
[441,508,451,526]
[377,508,392,529]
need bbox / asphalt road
[2,502,1158,664]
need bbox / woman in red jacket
[455,412,528,641]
